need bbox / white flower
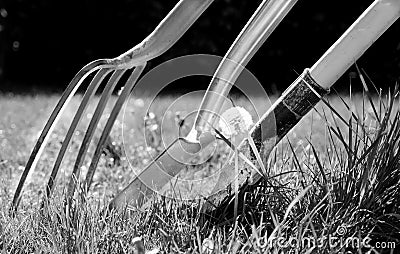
[218,106,253,138]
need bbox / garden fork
[10,0,216,213]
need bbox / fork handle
[114,0,215,68]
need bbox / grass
[0,74,399,253]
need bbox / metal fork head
[10,0,215,214]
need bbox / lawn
[0,85,399,253]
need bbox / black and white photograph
[0,0,399,253]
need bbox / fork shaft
[114,0,215,68]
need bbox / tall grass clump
[208,73,400,253]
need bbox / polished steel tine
[44,69,125,202]
[82,64,146,195]
[67,70,128,199]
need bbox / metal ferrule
[251,69,329,152]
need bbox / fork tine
[67,69,128,199]
[82,64,146,195]
[43,69,122,202]
[11,59,111,213]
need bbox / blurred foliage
[0,0,399,93]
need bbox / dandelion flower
[218,106,253,138]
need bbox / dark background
[0,0,399,94]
